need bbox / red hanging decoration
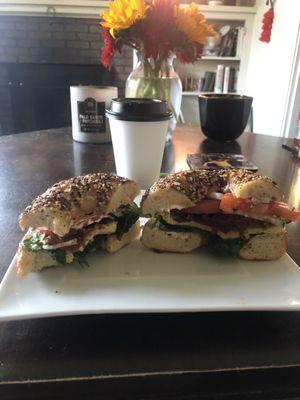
[259,0,275,43]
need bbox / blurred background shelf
[180,4,257,16]
[182,91,236,96]
[202,56,240,61]
[0,2,257,18]
[178,5,255,126]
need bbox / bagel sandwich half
[17,173,140,275]
[141,170,299,260]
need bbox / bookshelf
[177,4,257,95]
[178,4,257,125]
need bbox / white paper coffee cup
[106,98,172,189]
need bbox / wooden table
[1,125,300,400]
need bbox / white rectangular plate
[1,240,300,321]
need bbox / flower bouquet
[100,0,215,137]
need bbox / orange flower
[174,3,216,45]
[101,0,149,37]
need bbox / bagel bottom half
[17,221,140,275]
[141,219,286,260]
[141,219,204,253]
[238,231,286,260]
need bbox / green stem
[126,53,180,119]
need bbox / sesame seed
[21,173,131,217]
[142,169,279,204]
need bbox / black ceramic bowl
[198,94,253,142]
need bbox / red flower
[259,6,274,43]
[138,0,177,59]
[100,27,116,69]
[100,0,214,67]
[176,43,203,64]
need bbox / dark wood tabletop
[1,125,300,400]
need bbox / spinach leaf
[155,217,252,258]
[113,203,140,239]
[73,234,107,268]
[50,249,66,265]
[206,235,248,257]
[155,217,204,234]
[23,232,67,265]
[83,234,106,254]
[23,232,45,251]
[73,252,90,268]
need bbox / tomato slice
[235,198,252,212]
[36,227,54,236]
[247,203,269,215]
[182,194,300,221]
[75,214,103,225]
[182,199,221,214]
[71,214,104,229]
[268,201,300,221]
[219,194,300,220]
[219,193,235,212]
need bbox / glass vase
[125,54,182,141]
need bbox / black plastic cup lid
[106,98,173,121]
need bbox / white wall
[245,0,300,136]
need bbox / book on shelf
[214,64,224,94]
[183,76,203,92]
[229,68,237,93]
[181,66,237,94]
[223,66,230,94]
[213,66,237,93]
[209,74,216,92]
[183,76,192,91]
[203,71,216,92]
[235,27,245,59]
[219,28,239,57]
[200,77,205,91]
[194,78,202,92]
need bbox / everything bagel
[141,169,283,215]
[141,170,299,260]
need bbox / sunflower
[174,3,216,45]
[101,0,149,37]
